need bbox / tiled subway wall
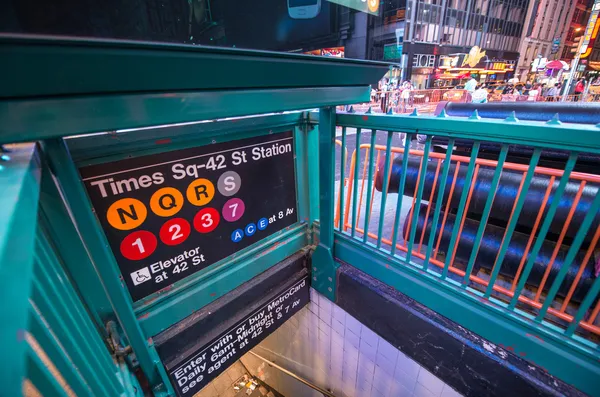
[240,288,463,397]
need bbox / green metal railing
[2,34,600,397]
[310,109,600,397]
[1,145,142,397]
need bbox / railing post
[0,144,40,397]
[312,107,338,301]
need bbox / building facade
[365,0,531,88]
[515,0,575,81]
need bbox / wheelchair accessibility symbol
[131,267,152,286]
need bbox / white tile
[343,361,358,382]
[377,338,399,363]
[375,352,396,376]
[318,322,331,338]
[345,329,360,349]
[310,287,319,302]
[359,338,377,362]
[331,330,344,349]
[342,379,356,397]
[371,387,387,397]
[355,379,373,397]
[319,306,332,325]
[345,314,362,336]
[441,384,463,397]
[344,343,360,362]
[372,365,393,395]
[396,351,420,379]
[393,366,418,392]
[414,382,437,397]
[417,368,445,396]
[308,301,318,314]
[319,296,333,312]
[332,318,345,337]
[360,326,379,348]
[358,354,375,374]
[390,379,414,397]
[332,305,347,322]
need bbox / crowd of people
[464,77,589,103]
[372,79,416,113]
[368,76,593,114]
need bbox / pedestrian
[380,79,389,112]
[471,84,489,103]
[400,81,413,113]
[502,83,515,95]
[527,84,540,101]
[546,83,559,101]
[465,76,477,93]
[574,78,585,101]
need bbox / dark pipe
[376,155,600,244]
[407,204,597,303]
[439,102,600,125]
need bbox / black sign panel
[168,276,309,396]
[79,131,297,301]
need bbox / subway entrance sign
[79,131,298,301]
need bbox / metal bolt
[328,277,332,282]
[313,267,317,271]
[313,277,317,281]
[328,287,332,292]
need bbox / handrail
[248,351,336,397]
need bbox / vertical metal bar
[441,142,480,279]
[403,158,424,244]
[35,230,120,390]
[390,133,414,255]
[418,159,442,252]
[31,277,110,396]
[312,107,338,301]
[377,131,394,249]
[363,131,378,243]
[307,123,320,226]
[294,125,309,226]
[338,127,347,233]
[368,151,382,219]
[423,140,455,271]
[534,181,586,302]
[26,346,69,397]
[38,166,111,325]
[509,153,578,309]
[484,149,541,297]
[566,274,600,336]
[406,137,432,262]
[561,224,600,311]
[462,145,508,285]
[41,139,165,388]
[318,108,336,249]
[0,144,40,397]
[536,191,600,321]
[28,302,93,397]
[351,129,362,238]
[511,176,555,292]
[435,163,461,258]
[33,253,121,396]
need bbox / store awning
[545,60,569,70]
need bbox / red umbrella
[545,60,569,70]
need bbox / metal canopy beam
[0,86,369,144]
[0,35,388,99]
